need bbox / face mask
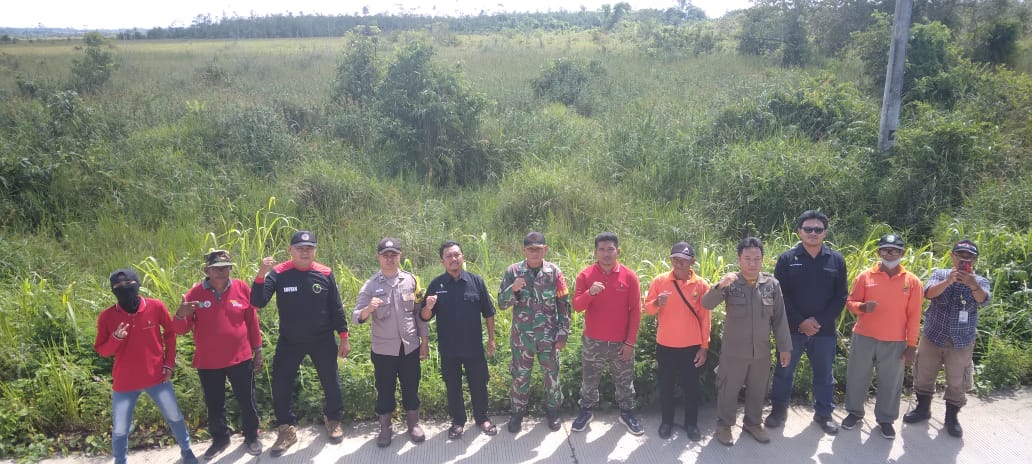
[112,284,141,313]
[881,258,902,270]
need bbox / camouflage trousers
[510,329,562,412]
[579,335,635,411]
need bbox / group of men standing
[93,209,990,461]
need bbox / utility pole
[878,0,914,152]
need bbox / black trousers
[371,344,421,415]
[198,359,260,441]
[440,352,490,426]
[656,343,701,426]
[272,334,343,425]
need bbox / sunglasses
[801,226,826,234]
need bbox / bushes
[531,58,609,116]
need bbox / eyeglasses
[878,248,903,256]
[801,226,826,234]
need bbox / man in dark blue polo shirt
[766,211,848,435]
[421,240,498,439]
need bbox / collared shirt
[353,270,429,356]
[423,270,495,357]
[94,297,177,392]
[922,268,991,348]
[174,278,262,369]
[846,264,923,346]
[251,261,349,342]
[774,243,848,336]
[702,272,791,358]
[573,262,642,345]
[498,259,572,343]
[644,270,711,349]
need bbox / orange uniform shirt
[644,270,711,348]
[846,264,923,346]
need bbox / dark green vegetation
[1,1,1031,460]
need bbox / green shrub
[531,58,608,116]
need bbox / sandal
[448,424,464,439]
[478,420,498,436]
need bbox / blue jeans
[112,381,192,464]
[770,333,837,417]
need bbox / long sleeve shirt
[498,260,571,344]
[922,268,991,348]
[174,278,262,369]
[573,262,642,345]
[251,261,348,342]
[702,272,791,359]
[846,264,924,346]
[774,243,848,337]
[94,297,177,392]
[644,270,711,349]
[353,270,428,356]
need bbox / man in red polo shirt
[571,232,643,435]
[175,250,263,458]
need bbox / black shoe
[903,393,932,423]
[658,423,673,439]
[841,413,862,430]
[507,411,525,433]
[546,408,562,431]
[571,409,593,432]
[684,424,701,441]
[244,438,263,456]
[813,414,839,435]
[945,403,963,437]
[765,405,787,428]
[203,438,230,460]
[879,422,896,439]
[619,411,644,436]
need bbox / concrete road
[26,387,1032,463]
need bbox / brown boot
[406,410,426,443]
[377,414,393,448]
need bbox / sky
[4,0,753,30]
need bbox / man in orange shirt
[644,241,711,441]
[840,234,923,440]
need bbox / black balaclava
[109,268,142,313]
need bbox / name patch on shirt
[283,286,299,293]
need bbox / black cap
[952,240,979,256]
[204,249,235,267]
[290,230,317,247]
[670,242,695,259]
[109,268,140,287]
[877,233,905,251]
[523,231,546,247]
[377,237,401,254]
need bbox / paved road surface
[24,387,1032,463]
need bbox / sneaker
[244,438,263,456]
[507,410,525,433]
[879,422,896,439]
[618,411,644,436]
[813,414,839,435]
[546,408,562,431]
[742,422,770,443]
[683,424,702,442]
[765,405,787,428]
[325,416,344,443]
[658,422,673,439]
[270,424,297,457]
[841,413,862,430]
[571,409,593,432]
[202,438,230,460]
[715,424,734,446]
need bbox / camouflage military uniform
[498,260,571,412]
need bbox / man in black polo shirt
[766,211,848,435]
[421,240,498,439]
